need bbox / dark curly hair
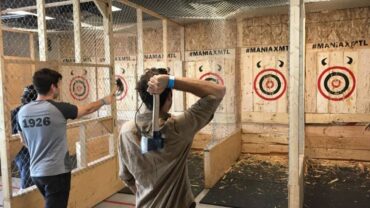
[136,68,171,110]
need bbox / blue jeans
[14,147,34,189]
[32,172,71,208]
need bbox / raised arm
[147,75,226,99]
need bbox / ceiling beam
[94,0,109,18]
[305,0,370,12]
[1,0,93,14]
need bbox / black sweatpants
[32,172,71,208]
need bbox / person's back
[119,68,225,208]
[17,68,116,208]
[18,100,76,176]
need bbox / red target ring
[115,75,128,101]
[253,68,287,101]
[69,76,90,101]
[317,66,356,101]
[199,72,224,85]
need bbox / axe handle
[152,94,160,132]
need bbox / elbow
[217,85,226,100]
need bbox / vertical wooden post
[30,33,37,77]
[298,2,306,208]
[37,0,48,61]
[236,18,243,48]
[180,26,186,110]
[101,1,118,156]
[162,19,168,67]
[30,33,35,60]
[298,1,306,156]
[73,0,82,63]
[180,26,185,62]
[288,0,304,207]
[77,124,87,168]
[0,15,13,208]
[236,18,243,124]
[137,9,144,77]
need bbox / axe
[141,94,164,154]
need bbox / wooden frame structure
[2,0,370,208]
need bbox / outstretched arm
[76,90,115,119]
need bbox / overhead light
[8,11,35,16]
[112,6,122,12]
[6,10,54,20]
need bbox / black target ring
[259,74,281,96]
[323,72,349,95]
[72,80,87,97]
[199,72,224,85]
[69,76,90,101]
[317,66,356,101]
[253,68,287,101]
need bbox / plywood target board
[241,46,289,117]
[60,65,97,106]
[185,49,236,123]
[144,52,185,113]
[114,56,137,119]
[305,43,370,114]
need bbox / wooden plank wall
[185,49,237,123]
[304,7,370,161]
[240,14,290,155]
[11,156,123,208]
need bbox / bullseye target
[115,75,128,100]
[317,66,356,101]
[69,76,90,101]
[199,72,224,85]
[253,68,287,101]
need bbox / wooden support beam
[0,16,13,208]
[288,0,304,207]
[11,156,123,208]
[73,0,82,63]
[306,113,370,123]
[236,18,243,48]
[192,133,212,151]
[93,0,109,18]
[115,0,182,27]
[77,124,87,168]
[37,0,48,61]
[180,27,185,62]
[299,154,305,208]
[298,0,306,156]
[76,135,111,164]
[242,112,289,124]
[29,33,36,75]
[1,0,93,14]
[204,130,241,188]
[101,0,118,158]
[137,9,144,76]
[162,19,168,67]
[180,26,186,110]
